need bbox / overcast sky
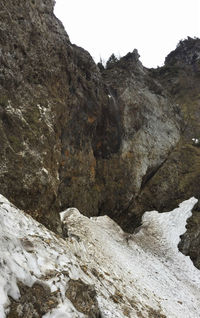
[54,0,200,68]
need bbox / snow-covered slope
[0,194,200,318]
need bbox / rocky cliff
[0,1,200,267]
[0,0,107,228]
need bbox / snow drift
[0,194,200,317]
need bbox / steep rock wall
[0,0,108,228]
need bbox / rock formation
[0,1,200,267]
[0,0,107,229]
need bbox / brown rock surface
[66,279,101,318]
[8,281,59,318]
[0,0,107,229]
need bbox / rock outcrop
[134,38,200,268]
[0,1,200,267]
[97,51,181,228]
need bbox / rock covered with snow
[0,194,200,317]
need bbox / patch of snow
[5,101,29,126]
[37,102,55,133]
[0,194,199,317]
[42,167,49,175]
[192,138,199,144]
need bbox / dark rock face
[66,279,101,318]
[0,0,70,227]
[0,0,107,229]
[0,2,200,266]
[179,203,200,269]
[8,281,59,318]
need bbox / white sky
[54,0,200,68]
